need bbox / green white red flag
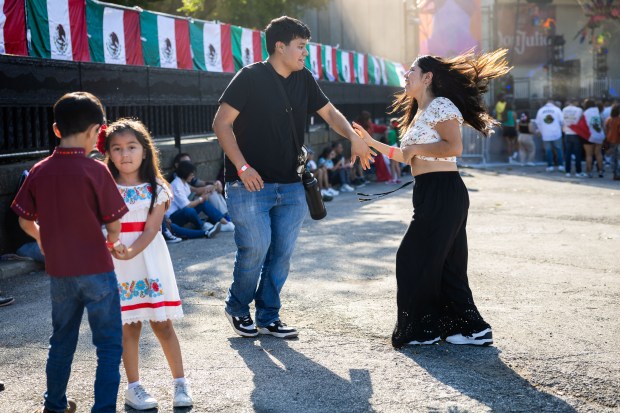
[1,0,27,55]
[367,54,382,85]
[337,50,354,83]
[231,25,263,71]
[140,10,192,69]
[322,44,336,82]
[354,52,367,84]
[86,0,142,65]
[26,0,90,61]
[189,20,234,72]
[305,42,322,80]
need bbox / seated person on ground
[167,161,235,237]
[307,149,338,197]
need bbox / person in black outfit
[353,49,511,348]
[213,16,372,339]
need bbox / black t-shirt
[219,62,329,183]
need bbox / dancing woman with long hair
[353,49,511,348]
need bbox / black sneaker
[0,296,14,307]
[445,328,493,346]
[258,320,298,338]
[205,222,221,239]
[225,310,258,337]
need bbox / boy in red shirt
[12,92,128,413]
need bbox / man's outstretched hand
[349,134,375,169]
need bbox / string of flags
[0,0,407,87]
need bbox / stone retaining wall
[0,128,343,254]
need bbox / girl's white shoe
[173,381,194,407]
[125,384,158,410]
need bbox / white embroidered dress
[113,183,184,324]
[400,97,464,162]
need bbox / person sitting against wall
[4,170,45,262]
[168,152,229,219]
[167,161,235,237]
[331,141,355,192]
[306,148,337,199]
[163,153,232,242]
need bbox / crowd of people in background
[496,94,620,180]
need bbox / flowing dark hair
[105,118,167,214]
[391,48,511,138]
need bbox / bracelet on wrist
[388,147,395,159]
[106,239,121,249]
[238,164,250,175]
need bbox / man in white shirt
[535,99,565,172]
[562,100,586,177]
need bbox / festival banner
[305,42,322,80]
[337,50,354,83]
[496,3,556,65]
[367,54,382,85]
[86,0,143,65]
[384,60,404,87]
[26,0,90,61]
[418,0,481,56]
[354,52,367,84]
[231,25,262,71]
[0,0,27,55]
[322,44,337,82]
[140,10,192,69]
[189,20,234,72]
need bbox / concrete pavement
[0,165,619,412]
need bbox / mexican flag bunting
[305,42,321,80]
[1,0,27,55]
[321,44,336,82]
[393,62,407,87]
[140,10,192,69]
[260,31,268,60]
[231,25,262,71]
[354,52,367,84]
[189,20,233,72]
[336,50,354,83]
[86,0,142,65]
[367,54,382,85]
[26,0,90,61]
[384,60,403,87]
[378,57,387,85]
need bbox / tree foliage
[103,0,327,30]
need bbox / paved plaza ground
[0,165,619,412]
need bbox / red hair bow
[96,124,107,155]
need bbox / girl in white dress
[104,118,192,410]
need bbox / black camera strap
[357,180,414,202]
[263,61,304,159]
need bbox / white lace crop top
[400,97,464,162]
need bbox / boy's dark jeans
[45,272,122,413]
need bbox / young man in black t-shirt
[213,16,372,339]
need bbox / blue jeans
[224,181,307,326]
[543,138,564,167]
[169,200,224,229]
[46,272,122,413]
[564,134,583,173]
[170,222,205,239]
[16,241,45,262]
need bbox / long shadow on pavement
[401,345,577,412]
[229,336,375,413]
